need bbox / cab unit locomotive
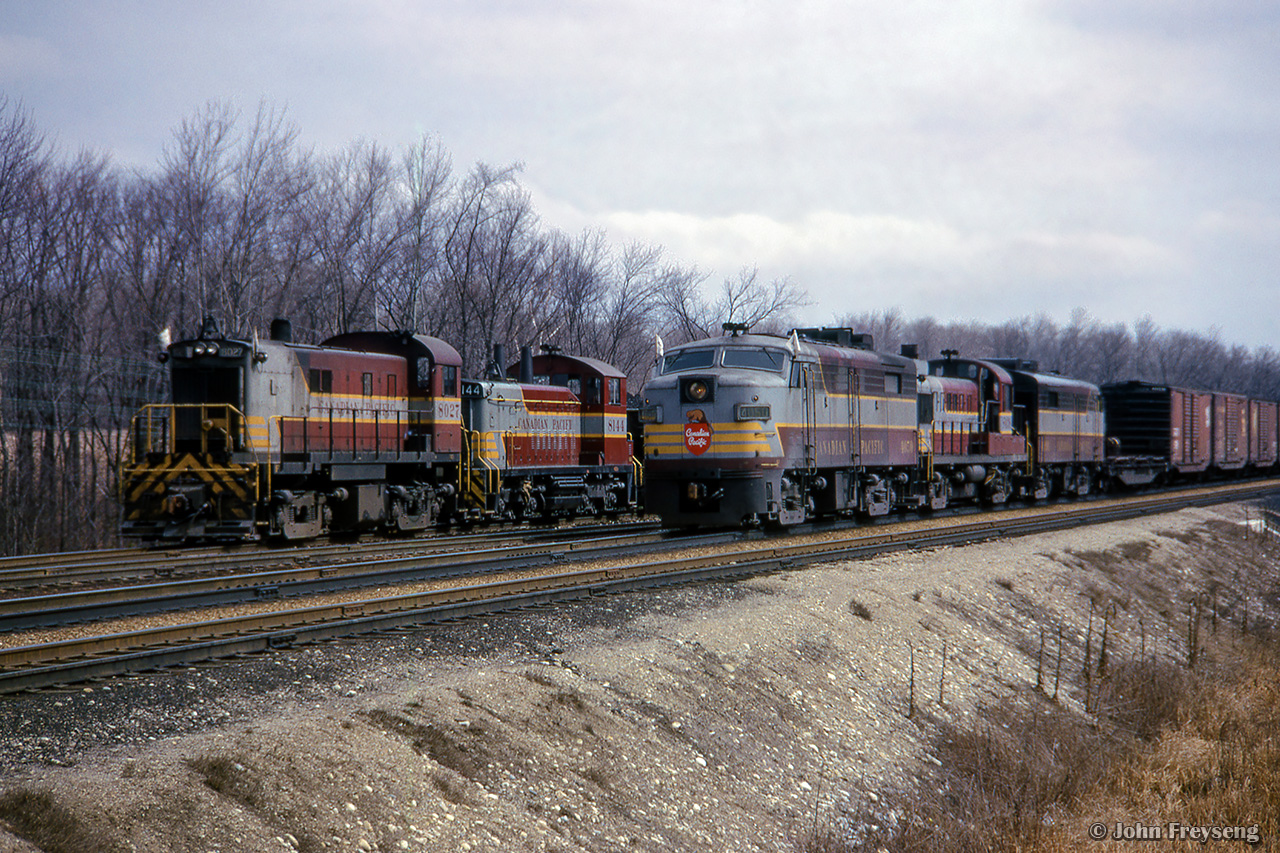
[640,326,1109,528]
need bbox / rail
[4,479,1276,694]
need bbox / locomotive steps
[0,489,1277,850]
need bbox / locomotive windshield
[171,366,241,406]
[722,348,786,372]
[662,348,716,373]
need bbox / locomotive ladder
[1183,392,1195,465]
[917,427,934,481]
[849,367,860,468]
[461,430,501,513]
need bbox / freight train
[122,317,1276,543]
[119,319,639,542]
[639,325,1278,528]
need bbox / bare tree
[838,307,905,352]
[306,140,405,336]
[1089,322,1133,385]
[431,162,553,373]
[161,100,238,322]
[655,265,805,344]
[217,101,312,334]
[382,134,452,331]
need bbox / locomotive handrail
[627,432,644,487]
[126,403,249,461]
[459,428,471,496]
[917,427,934,481]
[460,429,501,513]
[120,404,265,525]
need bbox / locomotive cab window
[663,349,716,373]
[308,369,333,393]
[722,348,785,372]
[887,374,902,395]
[172,366,241,406]
[607,378,622,406]
[362,372,373,397]
[441,365,458,396]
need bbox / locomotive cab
[926,353,1016,438]
[121,320,262,541]
[641,332,793,526]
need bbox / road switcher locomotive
[120,319,640,542]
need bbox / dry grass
[848,598,873,621]
[1041,642,1280,851]
[802,635,1280,853]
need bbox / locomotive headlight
[194,343,208,355]
[687,380,709,401]
[205,342,219,356]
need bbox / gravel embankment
[0,503,1275,853]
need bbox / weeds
[801,635,1280,853]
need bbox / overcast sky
[2,0,1278,347]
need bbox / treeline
[0,97,802,554]
[1,95,1275,555]
[840,307,1280,399]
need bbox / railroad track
[1,480,1275,694]
[0,525,728,634]
[0,519,662,594]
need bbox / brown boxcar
[1212,391,1249,470]
[1101,381,1213,475]
[1249,399,1278,469]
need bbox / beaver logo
[684,409,712,456]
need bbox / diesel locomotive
[119,319,639,542]
[639,324,1269,529]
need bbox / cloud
[0,34,58,79]
[599,207,1178,283]
[1,0,1276,346]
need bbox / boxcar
[1101,381,1213,476]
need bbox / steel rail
[0,527,724,633]
[0,519,662,591]
[0,482,1273,694]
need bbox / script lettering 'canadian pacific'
[685,422,712,455]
